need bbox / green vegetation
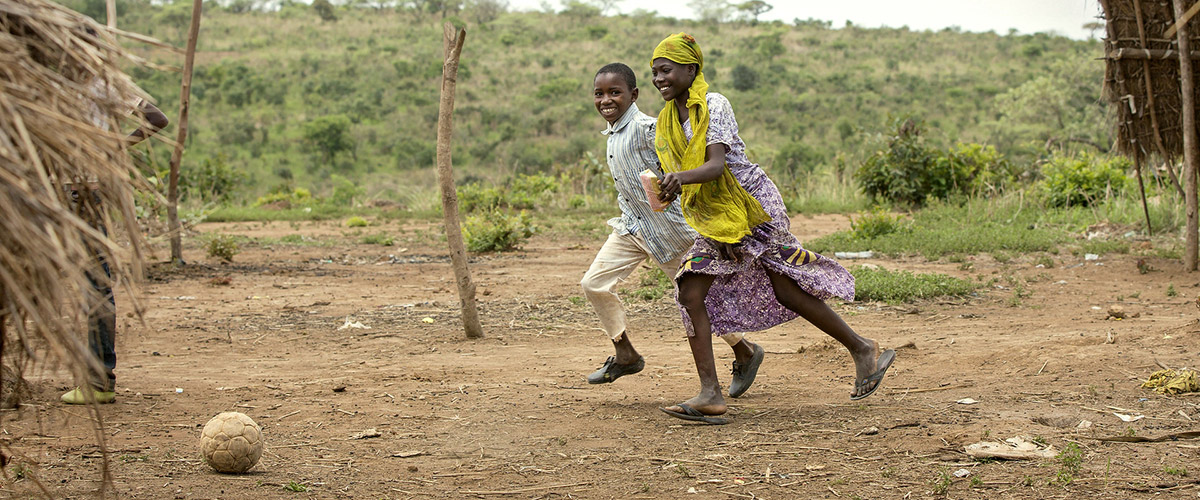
[624,267,675,302]
[204,234,240,262]
[851,266,978,304]
[359,232,394,245]
[60,0,1106,212]
[930,468,953,495]
[462,209,534,252]
[283,481,309,492]
[345,215,369,227]
[1053,442,1084,486]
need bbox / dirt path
[3,214,1199,499]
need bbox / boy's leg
[63,255,117,404]
[582,232,651,383]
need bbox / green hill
[64,0,1104,208]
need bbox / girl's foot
[850,340,895,399]
[662,386,726,416]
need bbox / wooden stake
[1174,0,1200,271]
[166,0,202,264]
[105,0,115,28]
[1132,0,1187,198]
[435,23,483,339]
[1134,152,1154,234]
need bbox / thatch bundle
[0,0,151,403]
[1101,0,1199,162]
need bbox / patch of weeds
[10,463,29,480]
[1031,436,1047,446]
[205,234,240,262]
[1006,281,1030,307]
[280,234,305,244]
[1164,466,1188,477]
[850,207,908,239]
[1124,427,1137,437]
[851,266,979,304]
[992,250,1012,264]
[673,463,693,478]
[958,261,974,272]
[1035,255,1055,268]
[830,478,848,486]
[568,296,585,306]
[1155,246,1182,259]
[1082,239,1130,255]
[930,468,953,495]
[345,216,369,227]
[462,209,535,252]
[624,267,674,302]
[1022,476,1034,487]
[969,476,983,487]
[284,481,309,492]
[946,254,965,263]
[119,454,149,463]
[1052,442,1083,486]
[1129,291,1140,299]
[359,232,394,246]
[640,482,650,493]
[881,467,895,478]
[1167,283,1178,297]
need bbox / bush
[462,210,534,252]
[855,118,1011,206]
[850,207,906,239]
[345,216,369,227]
[731,64,759,91]
[1039,152,1130,207]
[184,153,246,203]
[254,187,312,209]
[359,232,394,246]
[206,234,240,262]
[457,173,559,212]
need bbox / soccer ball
[200,412,263,473]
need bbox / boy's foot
[61,387,116,405]
[586,355,645,384]
[729,342,764,398]
[850,340,896,400]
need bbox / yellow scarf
[652,33,769,244]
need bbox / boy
[581,63,764,399]
[61,28,170,404]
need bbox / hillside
[64,1,1104,206]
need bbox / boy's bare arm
[128,101,169,146]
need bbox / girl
[650,33,895,424]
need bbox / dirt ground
[2,213,1199,499]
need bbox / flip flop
[728,342,764,398]
[660,403,729,425]
[850,348,896,401]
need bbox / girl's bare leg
[765,270,883,398]
[663,272,726,415]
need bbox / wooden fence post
[1174,0,1199,271]
[166,0,202,264]
[435,24,483,339]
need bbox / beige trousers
[581,231,744,345]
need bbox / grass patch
[1081,239,1130,255]
[359,232,394,246]
[624,267,674,302]
[851,266,979,304]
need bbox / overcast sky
[507,0,1104,40]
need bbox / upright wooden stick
[435,24,483,339]
[1133,0,1188,199]
[1174,0,1200,271]
[105,0,115,28]
[166,0,202,264]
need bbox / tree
[688,0,731,23]
[313,0,338,21]
[735,0,770,22]
[560,0,599,17]
[303,114,354,164]
[466,0,507,24]
[589,0,620,15]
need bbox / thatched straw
[1,0,157,482]
[1101,0,1200,162]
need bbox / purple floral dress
[676,93,855,336]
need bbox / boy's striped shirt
[602,103,697,264]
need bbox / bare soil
[3,214,1200,499]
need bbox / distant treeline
[63,0,1104,204]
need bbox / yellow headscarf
[652,33,769,244]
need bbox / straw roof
[1101,0,1199,162]
[1,0,151,396]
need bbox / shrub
[184,153,246,203]
[206,234,240,262]
[850,207,906,239]
[457,173,559,212]
[731,64,759,91]
[1039,152,1130,207]
[359,232,394,246]
[462,210,534,252]
[345,216,368,227]
[254,187,312,209]
[855,118,1011,206]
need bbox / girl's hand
[715,241,741,262]
[658,173,682,202]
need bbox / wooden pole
[435,23,483,339]
[1132,0,1188,198]
[105,0,115,28]
[1174,0,1200,271]
[166,0,202,264]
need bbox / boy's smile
[651,58,696,103]
[594,72,638,124]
